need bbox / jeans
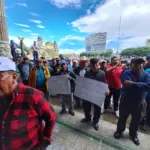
[146,98,150,126]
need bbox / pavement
[47,105,150,150]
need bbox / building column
[0,0,11,58]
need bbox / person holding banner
[74,56,88,108]
[56,63,76,116]
[81,58,109,131]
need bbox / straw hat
[79,56,88,63]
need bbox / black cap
[131,58,145,64]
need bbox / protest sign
[74,76,108,107]
[48,75,71,95]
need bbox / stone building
[36,36,59,57]
[0,0,11,58]
[37,36,43,48]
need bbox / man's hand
[45,75,49,79]
[124,80,133,87]
[116,60,121,67]
[105,89,110,96]
[56,69,60,72]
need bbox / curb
[57,119,135,150]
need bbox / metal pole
[117,1,122,52]
[117,15,122,52]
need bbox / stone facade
[45,41,53,49]
[37,36,43,48]
[0,0,8,41]
[0,41,11,58]
[0,0,11,58]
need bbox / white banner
[48,75,71,95]
[74,76,108,107]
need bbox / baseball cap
[100,60,106,63]
[0,57,16,72]
[131,58,145,65]
[73,60,78,63]
[146,56,150,61]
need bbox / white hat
[100,60,106,63]
[0,57,16,72]
[73,60,78,63]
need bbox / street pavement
[47,105,150,150]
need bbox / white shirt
[79,69,86,77]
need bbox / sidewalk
[48,105,150,150]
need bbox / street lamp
[18,37,24,57]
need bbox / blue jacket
[145,69,150,98]
[121,69,150,101]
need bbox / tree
[120,47,150,57]
[23,45,30,53]
[104,51,113,57]
[80,51,113,58]
[18,44,30,53]
[80,52,88,57]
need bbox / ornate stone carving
[0,41,11,58]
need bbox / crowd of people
[0,54,150,149]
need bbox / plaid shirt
[0,83,56,150]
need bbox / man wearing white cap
[0,57,56,150]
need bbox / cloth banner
[74,76,108,107]
[48,75,71,95]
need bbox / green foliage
[23,45,30,53]
[120,47,150,57]
[80,50,113,58]
[103,51,113,57]
[18,44,30,53]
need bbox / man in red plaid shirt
[0,57,56,150]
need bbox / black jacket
[85,69,106,83]
[74,66,88,76]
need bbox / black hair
[90,58,99,66]
[111,56,118,61]
[61,63,66,68]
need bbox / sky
[5,0,150,54]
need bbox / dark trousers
[104,87,121,111]
[117,95,143,137]
[60,94,73,111]
[74,96,82,108]
[146,98,150,126]
[83,100,101,124]
[23,80,28,86]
